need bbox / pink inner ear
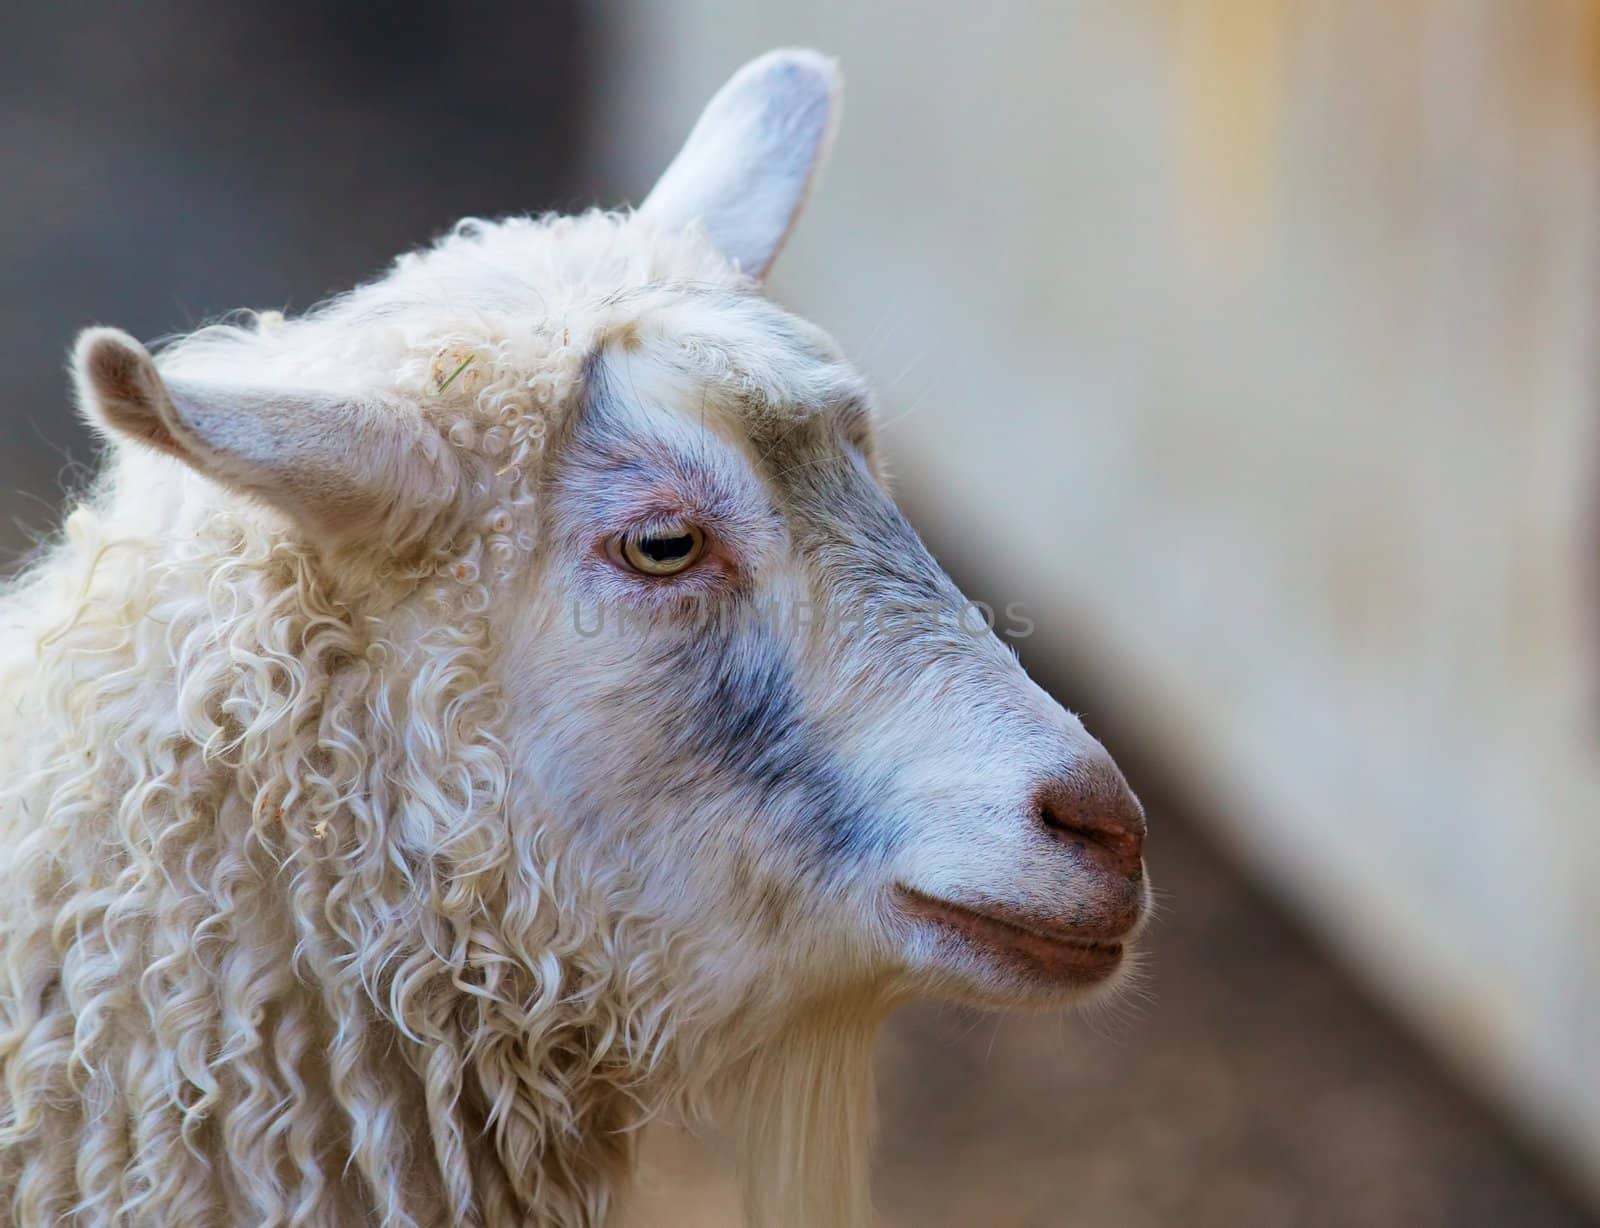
[84,336,146,406]
[78,332,187,460]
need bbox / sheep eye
[615,526,706,576]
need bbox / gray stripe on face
[553,362,913,882]
[611,411,1008,898]
[647,617,901,871]
[755,417,971,651]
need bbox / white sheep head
[64,48,1149,1228]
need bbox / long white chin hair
[730,1002,886,1228]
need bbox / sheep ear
[641,48,841,280]
[73,327,452,545]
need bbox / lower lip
[896,888,1126,985]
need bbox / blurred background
[5,3,1598,1225]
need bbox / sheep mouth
[894,887,1126,986]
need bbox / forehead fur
[155,209,867,449]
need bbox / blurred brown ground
[627,660,1597,1228]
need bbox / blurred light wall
[590,0,1600,1200]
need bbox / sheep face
[53,50,1155,1224]
[485,280,1148,1021]
[69,52,1148,1030]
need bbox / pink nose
[1035,753,1146,880]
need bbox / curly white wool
[0,211,767,1227]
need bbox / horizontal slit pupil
[641,533,693,562]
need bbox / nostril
[1041,805,1143,860]
[1035,766,1146,879]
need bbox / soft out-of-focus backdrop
[5,4,1597,1225]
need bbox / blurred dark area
[1,1,590,542]
[3,7,1595,1225]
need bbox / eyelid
[591,493,706,539]
[618,511,698,539]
